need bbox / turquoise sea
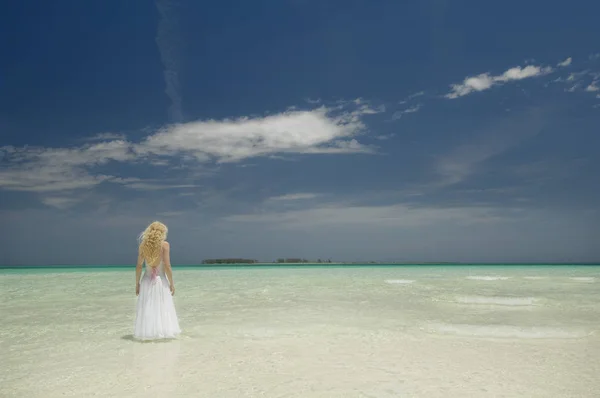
[1,264,599,397]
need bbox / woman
[133,221,181,340]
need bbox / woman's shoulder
[162,241,170,249]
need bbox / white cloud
[399,91,426,104]
[566,70,590,82]
[0,140,133,192]
[268,193,319,201]
[445,64,553,99]
[85,133,127,142]
[122,182,198,190]
[392,104,422,120]
[495,65,552,81]
[374,134,395,141]
[434,143,506,186]
[267,155,298,161]
[0,101,379,194]
[433,109,545,186]
[408,91,425,99]
[554,70,600,94]
[41,197,81,209]
[445,73,496,99]
[223,203,515,229]
[137,105,378,163]
[156,0,183,123]
[557,57,572,67]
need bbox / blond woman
[133,221,181,340]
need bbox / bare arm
[135,247,143,295]
[163,241,175,295]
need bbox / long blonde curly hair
[138,221,168,267]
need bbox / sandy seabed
[1,266,599,397]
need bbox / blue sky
[1,0,599,264]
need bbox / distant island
[191,261,598,267]
[199,258,463,265]
[202,258,334,264]
[1,261,598,268]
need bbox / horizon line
[1,261,599,269]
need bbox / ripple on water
[569,277,595,283]
[454,296,539,306]
[385,279,415,285]
[466,276,510,281]
[425,323,591,339]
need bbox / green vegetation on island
[276,258,333,264]
[202,258,258,264]
[195,259,478,266]
[201,258,334,264]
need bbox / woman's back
[134,223,181,340]
[143,256,170,285]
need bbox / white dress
[134,259,181,340]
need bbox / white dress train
[134,260,181,340]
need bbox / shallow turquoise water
[1,265,599,397]
[1,263,598,272]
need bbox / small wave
[385,279,415,284]
[523,276,547,280]
[426,323,590,339]
[569,277,595,282]
[466,276,510,281]
[455,296,538,306]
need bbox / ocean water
[1,265,599,397]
